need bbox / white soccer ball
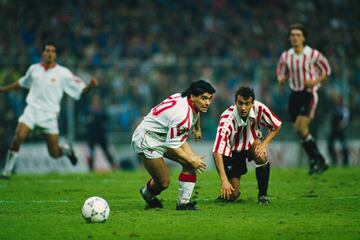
[81,196,110,223]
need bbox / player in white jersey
[0,43,97,179]
[213,87,281,204]
[133,80,216,210]
[277,23,331,175]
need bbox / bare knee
[254,156,268,165]
[294,121,308,138]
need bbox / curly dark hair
[181,80,216,97]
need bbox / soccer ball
[81,196,110,223]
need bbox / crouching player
[213,87,281,204]
[132,80,216,210]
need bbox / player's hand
[193,129,202,142]
[278,76,286,85]
[89,78,99,88]
[189,155,207,173]
[254,143,268,161]
[220,179,235,200]
[306,79,318,88]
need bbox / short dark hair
[42,42,57,51]
[288,23,307,39]
[181,80,216,97]
[235,86,255,102]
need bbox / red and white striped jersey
[213,101,281,157]
[277,45,331,92]
[137,93,199,149]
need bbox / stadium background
[0,0,359,172]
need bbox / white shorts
[18,106,59,134]
[131,127,168,159]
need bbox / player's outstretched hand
[190,155,207,173]
[220,179,235,200]
[89,78,99,88]
[278,76,286,85]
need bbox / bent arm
[263,126,281,147]
[167,145,195,165]
[0,82,21,93]
[81,78,98,97]
[213,152,228,182]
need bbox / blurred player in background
[132,80,215,210]
[213,87,281,204]
[277,23,331,175]
[0,43,98,179]
[86,93,116,171]
[327,94,350,167]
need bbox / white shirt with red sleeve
[136,93,199,149]
[276,45,331,92]
[213,101,282,157]
[19,63,86,114]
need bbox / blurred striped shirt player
[276,23,330,175]
[277,45,331,92]
[213,101,281,157]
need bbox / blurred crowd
[0,0,359,142]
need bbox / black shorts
[288,90,317,122]
[223,151,250,179]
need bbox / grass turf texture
[0,168,359,240]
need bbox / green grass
[1,168,360,240]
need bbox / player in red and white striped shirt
[277,23,331,175]
[132,80,216,210]
[213,87,281,204]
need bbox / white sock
[141,185,154,200]
[2,151,19,177]
[178,173,196,205]
[61,144,71,156]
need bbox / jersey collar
[233,105,256,126]
[187,97,198,114]
[41,62,57,71]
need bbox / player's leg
[294,115,327,174]
[249,143,271,204]
[87,138,95,171]
[339,130,349,167]
[1,123,32,178]
[291,91,327,174]
[327,132,337,167]
[43,134,78,165]
[98,136,116,170]
[228,177,241,201]
[139,153,169,209]
[164,142,199,210]
[217,151,247,202]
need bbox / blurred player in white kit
[0,43,98,179]
[132,80,216,210]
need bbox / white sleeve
[63,70,86,100]
[18,66,33,89]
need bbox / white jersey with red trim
[213,101,282,157]
[277,45,331,92]
[19,63,86,114]
[135,93,199,149]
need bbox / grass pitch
[0,167,359,240]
